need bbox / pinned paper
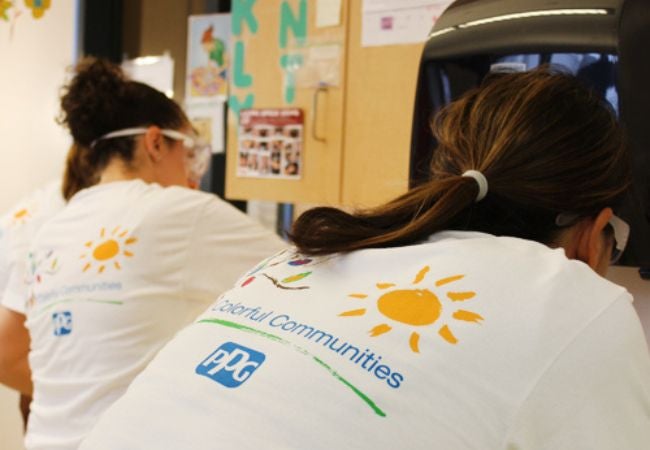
[185,101,225,153]
[362,0,454,47]
[186,14,231,101]
[237,109,304,180]
[316,0,342,28]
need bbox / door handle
[312,84,328,143]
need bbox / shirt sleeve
[0,226,33,314]
[504,294,650,450]
[1,182,63,314]
[182,196,287,303]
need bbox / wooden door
[341,0,424,208]
[225,0,348,205]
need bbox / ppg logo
[196,342,265,388]
[52,311,73,336]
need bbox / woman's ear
[575,207,614,271]
[143,126,164,163]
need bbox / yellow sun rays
[448,291,476,302]
[435,274,464,287]
[370,323,392,336]
[339,265,482,353]
[409,332,421,352]
[11,208,31,225]
[80,226,137,274]
[413,266,430,284]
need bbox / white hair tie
[462,170,489,202]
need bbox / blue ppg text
[196,342,266,388]
[52,311,73,336]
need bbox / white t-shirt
[23,180,285,450]
[81,231,650,450]
[1,181,65,313]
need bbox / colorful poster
[237,109,304,180]
[186,14,230,101]
[1,0,52,40]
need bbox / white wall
[0,2,78,449]
[0,0,78,211]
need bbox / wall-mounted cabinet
[226,0,424,208]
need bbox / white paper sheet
[361,0,454,47]
[316,0,342,28]
[185,101,225,154]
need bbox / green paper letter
[232,0,258,36]
[279,0,307,49]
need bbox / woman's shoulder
[1,180,65,246]
[447,232,627,296]
[71,180,219,212]
[296,231,629,307]
[146,183,216,205]
[132,184,258,235]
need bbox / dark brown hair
[291,67,630,255]
[59,57,186,173]
[61,144,98,200]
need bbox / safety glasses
[555,213,630,264]
[606,214,630,264]
[159,129,212,182]
[92,127,212,182]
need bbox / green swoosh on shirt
[198,317,387,417]
[33,298,123,317]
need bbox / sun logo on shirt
[11,208,31,225]
[81,227,137,274]
[339,266,482,352]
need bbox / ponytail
[290,67,629,256]
[291,177,478,255]
[61,144,97,200]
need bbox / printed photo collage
[237,108,304,179]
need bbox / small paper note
[316,0,342,28]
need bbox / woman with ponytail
[82,68,650,450]
[0,57,284,450]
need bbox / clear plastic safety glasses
[92,127,211,183]
[555,213,630,264]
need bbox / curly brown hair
[58,57,186,177]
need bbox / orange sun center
[14,209,28,219]
[341,266,482,352]
[92,239,120,261]
[377,289,441,326]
